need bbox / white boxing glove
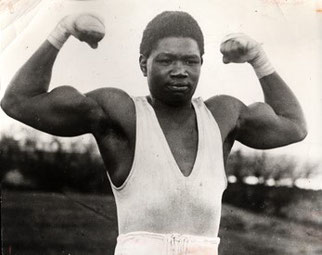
[220,33,275,79]
[48,13,105,50]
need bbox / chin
[168,94,194,106]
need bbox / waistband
[117,231,221,245]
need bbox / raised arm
[1,14,108,136]
[218,33,307,149]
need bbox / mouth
[167,83,190,92]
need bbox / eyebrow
[156,53,200,58]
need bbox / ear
[139,54,148,77]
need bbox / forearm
[246,38,307,133]
[1,40,59,120]
[5,41,58,99]
[259,72,306,130]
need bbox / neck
[147,96,195,126]
[148,96,193,113]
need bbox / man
[1,11,307,255]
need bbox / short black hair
[140,11,204,57]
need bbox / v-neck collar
[143,97,203,179]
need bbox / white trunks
[114,231,220,255]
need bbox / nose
[170,61,188,78]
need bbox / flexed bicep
[4,86,104,136]
[236,102,306,149]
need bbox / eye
[157,59,172,65]
[185,59,200,65]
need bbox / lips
[167,82,190,92]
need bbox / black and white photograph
[0,0,321,254]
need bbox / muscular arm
[209,33,307,149]
[0,14,133,137]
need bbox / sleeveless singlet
[107,96,227,238]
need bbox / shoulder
[204,95,247,139]
[86,87,134,113]
[86,87,132,103]
[85,87,136,135]
[204,95,245,121]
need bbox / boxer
[1,11,307,254]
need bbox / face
[140,37,202,106]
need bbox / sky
[0,0,321,186]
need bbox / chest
[157,114,198,177]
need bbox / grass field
[2,190,322,255]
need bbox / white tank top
[108,96,227,238]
